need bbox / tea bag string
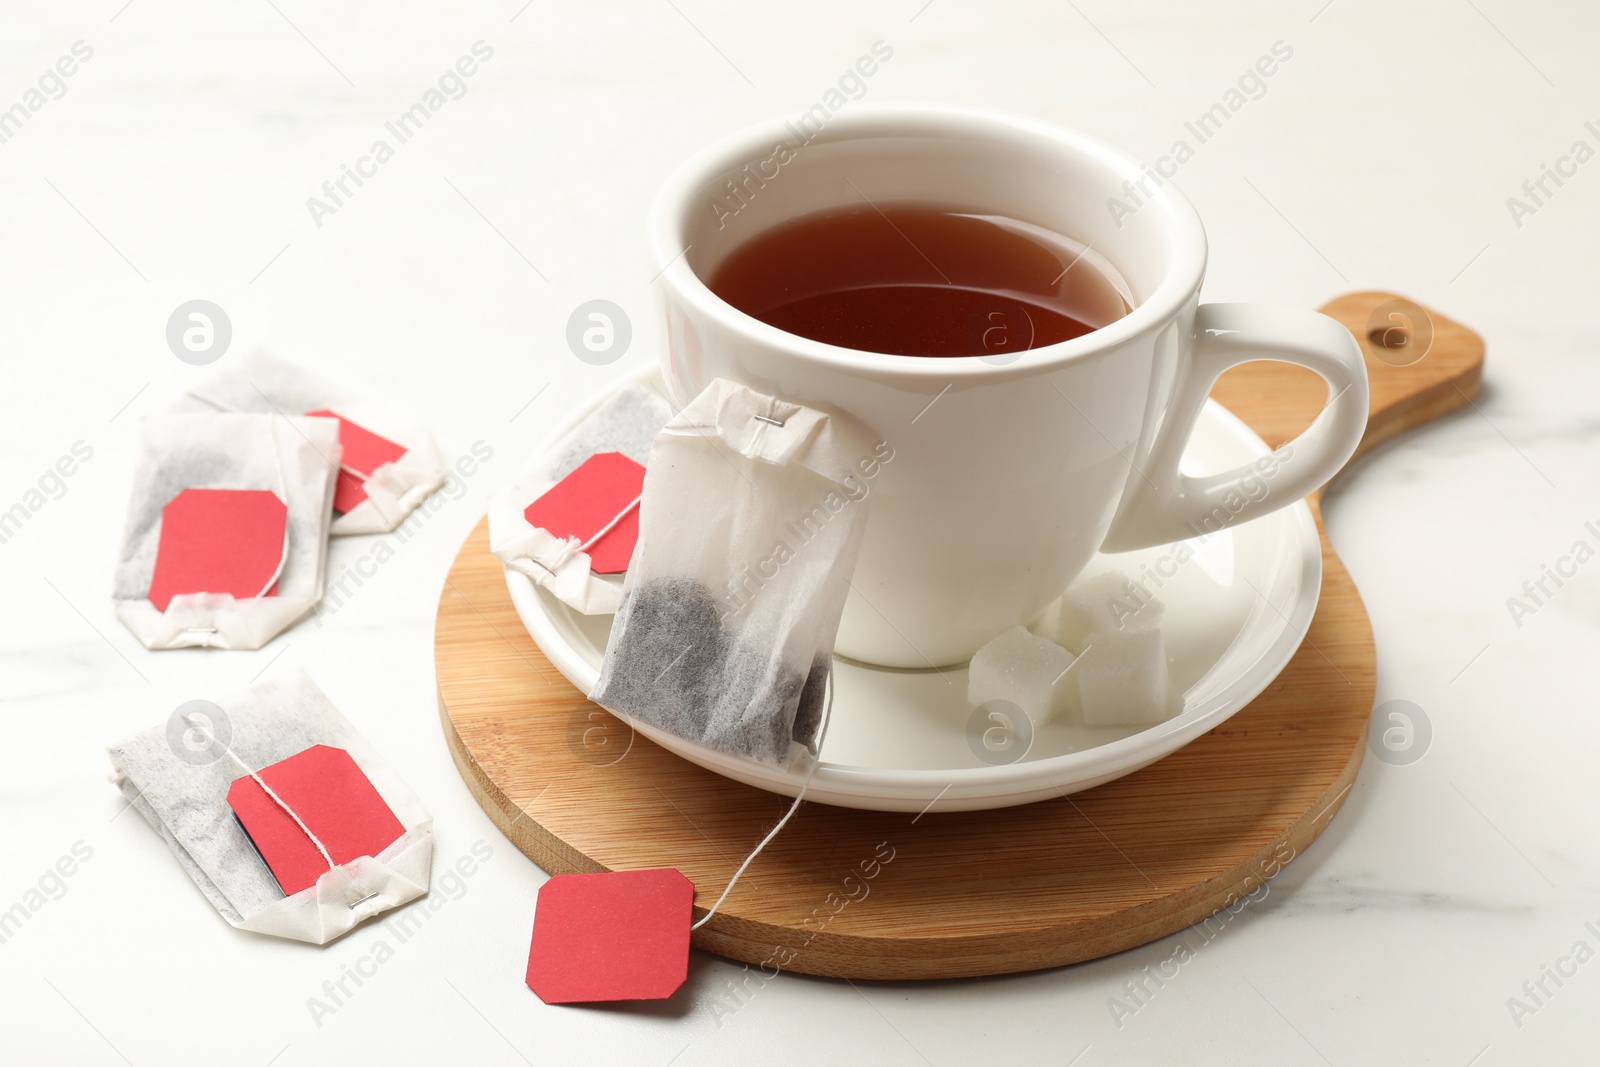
[184,712,336,873]
[537,493,642,575]
[253,417,292,601]
[579,495,641,555]
[690,671,832,931]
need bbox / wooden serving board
[436,291,1482,980]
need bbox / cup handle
[1100,303,1369,552]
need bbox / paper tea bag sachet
[113,413,337,650]
[589,379,884,766]
[490,383,672,614]
[107,670,433,945]
[175,349,447,534]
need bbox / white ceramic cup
[649,105,1368,668]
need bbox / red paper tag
[330,469,370,515]
[306,409,408,514]
[523,452,645,575]
[147,488,288,612]
[226,745,406,897]
[525,868,693,1004]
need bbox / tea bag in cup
[589,379,881,766]
[490,383,672,614]
[113,413,338,650]
[175,350,447,535]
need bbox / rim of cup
[648,103,1209,381]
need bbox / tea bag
[490,383,672,614]
[174,349,447,534]
[589,379,874,766]
[113,413,338,650]
[107,670,433,945]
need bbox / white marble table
[3,1,1596,1063]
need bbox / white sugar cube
[1077,627,1177,727]
[1039,570,1164,653]
[967,625,1081,724]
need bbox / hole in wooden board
[1210,360,1329,453]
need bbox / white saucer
[505,366,1321,812]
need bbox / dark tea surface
[707,202,1131,358]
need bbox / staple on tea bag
[113,413,337,650]
[175,349,447,534]
[490,383,673,614]
[106,670,432,945]
[589,378,877,766]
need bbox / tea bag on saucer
[489,383,672,614]
[113,413,338,650]
[107,670,433,945]
[174,350,447,535]
[589,379,876,766]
